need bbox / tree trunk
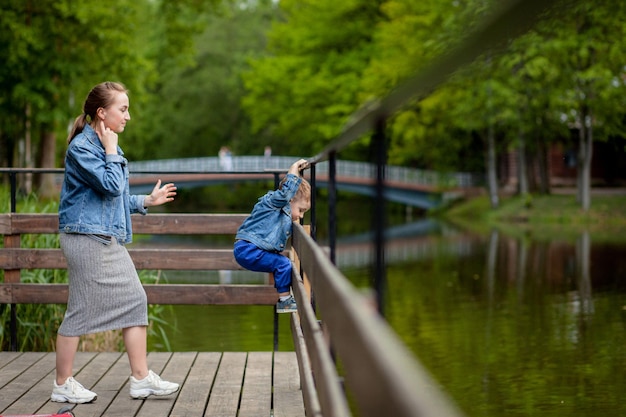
[23,103,33,194]
[577,106,592,211]
[536,132,550,194]
[517,128,528,195]
[486,125,499,208]
[38,129,58,199]
[576,231,594,315]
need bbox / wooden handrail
[0,213,248,235]
[291,223,466,417]
[0,248,243,270]
[0,213,277,306]
[0,283,276,305]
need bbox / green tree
[535,1,626,210]
[360,0,499,195]
[241,0,384,159]
[0,0,155,195]
[128,0,277,161]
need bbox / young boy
[234,159,311,313]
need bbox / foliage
[0,0,625,204]
[0,0,156,167]
[241,0,384,159]
[128,0,278,161]
[441,192,626,242]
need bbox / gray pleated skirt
[58,233,148,337]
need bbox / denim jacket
[58,124,146,244]
[235,173,302,252]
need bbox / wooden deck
[0,351,305,417]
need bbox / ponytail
[67,113,89,144]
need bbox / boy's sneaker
[129,370,179,399]
[276,295,297,313]
[51,377,97,404]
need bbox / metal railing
[129,156,482,188]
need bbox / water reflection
[359,225,626,417]
[146,221,626,416]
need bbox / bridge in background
[129,156,482,209]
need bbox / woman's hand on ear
[96,120,118,155]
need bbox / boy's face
[290,198,310,222]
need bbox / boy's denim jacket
[58,124,147,245]
[235,173,302,252]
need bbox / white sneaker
[129,370,179,399]
[51,377,97,404]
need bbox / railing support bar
[9,171,18,351]
[328,152,337,265]
[372,117,387,317]
[272,172,282,351]
[309,163,317,242]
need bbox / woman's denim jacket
[58,124,146,245]
[235,173,302,252]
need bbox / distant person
[234,159,311,313]
[219,146,233,171]
[264,146,272,167]
[53,81,179,404]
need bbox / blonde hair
[295,177,311,203]
[67,81,128,143]
[280,176,311,203]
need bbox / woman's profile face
[101,92,131,133]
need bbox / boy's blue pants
[234,240,292,293]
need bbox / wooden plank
[0,352,56,413]
[0,213,247,235]
[129,249,242,270]
[169,352,221,417]
[0,352,46,389]
[75,351,147,417]
[0,249,67,269]
[0,351,307,417]
[35,352,118,416]
[5,352,96,416]
[0,352,23,373]
[3,234,21,284]
[0,284,277,305]
[135,352,197,417]
[292,224,466,417]
[2,353,56,415]
[0,248,241,270]
[238,352,272,417]
[132,213,248,235]
[0,213,11,234]
[205,352,246,417]
[291,269,349,417]
[0,283,69,303]
[0,214,58,234]
[274,351,307,417]
[103,352,175,417]
[289,314,321,417]
[142,284,278,305]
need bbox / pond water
[146,219,626,417]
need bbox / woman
[52,82,179,404]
